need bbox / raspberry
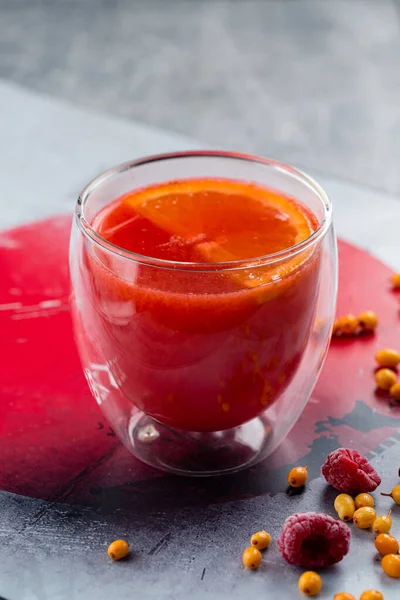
[322,448,381,494]
[278,512,350,567]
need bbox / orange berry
[375,533,399,556]
[373,511,392,535]
[375,348,400,369]
[288,464,308,487]
[381,485,400,505]
[355,493,374,509]
[334,494,355,521]
[358,311,378,332]
[333,593,356,600]
[382,553,400,578]
[242,547,262,570]
[338,314,358,335]
[298,571,322,596]
[392,273,400,289]
[390,382,400,402]
[250,530,271,550]
[360,591,384,600]
[332,319,341,336]
[107,539,129,560]
[375,368,397,391]
[353,506,376,529]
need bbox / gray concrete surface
[1,0,400,195]
[0,436,398,600]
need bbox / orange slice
[122,178,318,291]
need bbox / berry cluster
[240,448,400,597]
[332,311,378,337]
[374,348,400,402]
[107,448,400,598]
[323,448,400,594]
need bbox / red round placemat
[1,216,399,505]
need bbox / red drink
[83,178,321,432]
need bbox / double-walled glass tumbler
[70,151,337,476]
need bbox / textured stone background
[1,0,400,195]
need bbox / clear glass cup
[70,151,337,476]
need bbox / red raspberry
[278,512,350,567]
[321,448,381,494]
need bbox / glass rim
[75,150,332,272]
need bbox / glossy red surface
[1,215,399,503]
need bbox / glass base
[127,411,273,477]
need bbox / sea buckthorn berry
[389,382,400,402]
[373,511,392,535]
[360,591,384,600]
[381,553,400,578]
[334,494,355,522]
[332,319,341,336]
[355,493,375,509]
[333,593,356,600]
[338,314,358,335]
[288,464,308,487]
[375,349,400,369]
[353,506,376,529]
[392,273,400,289]
[381,485,400,505]
[250,530,271,550]
[358,311,378,332]
[242,546,262,570]
[298,571,322,597]
[107,539,129,561]
[375,368,397,391]
[375,533,399,556]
